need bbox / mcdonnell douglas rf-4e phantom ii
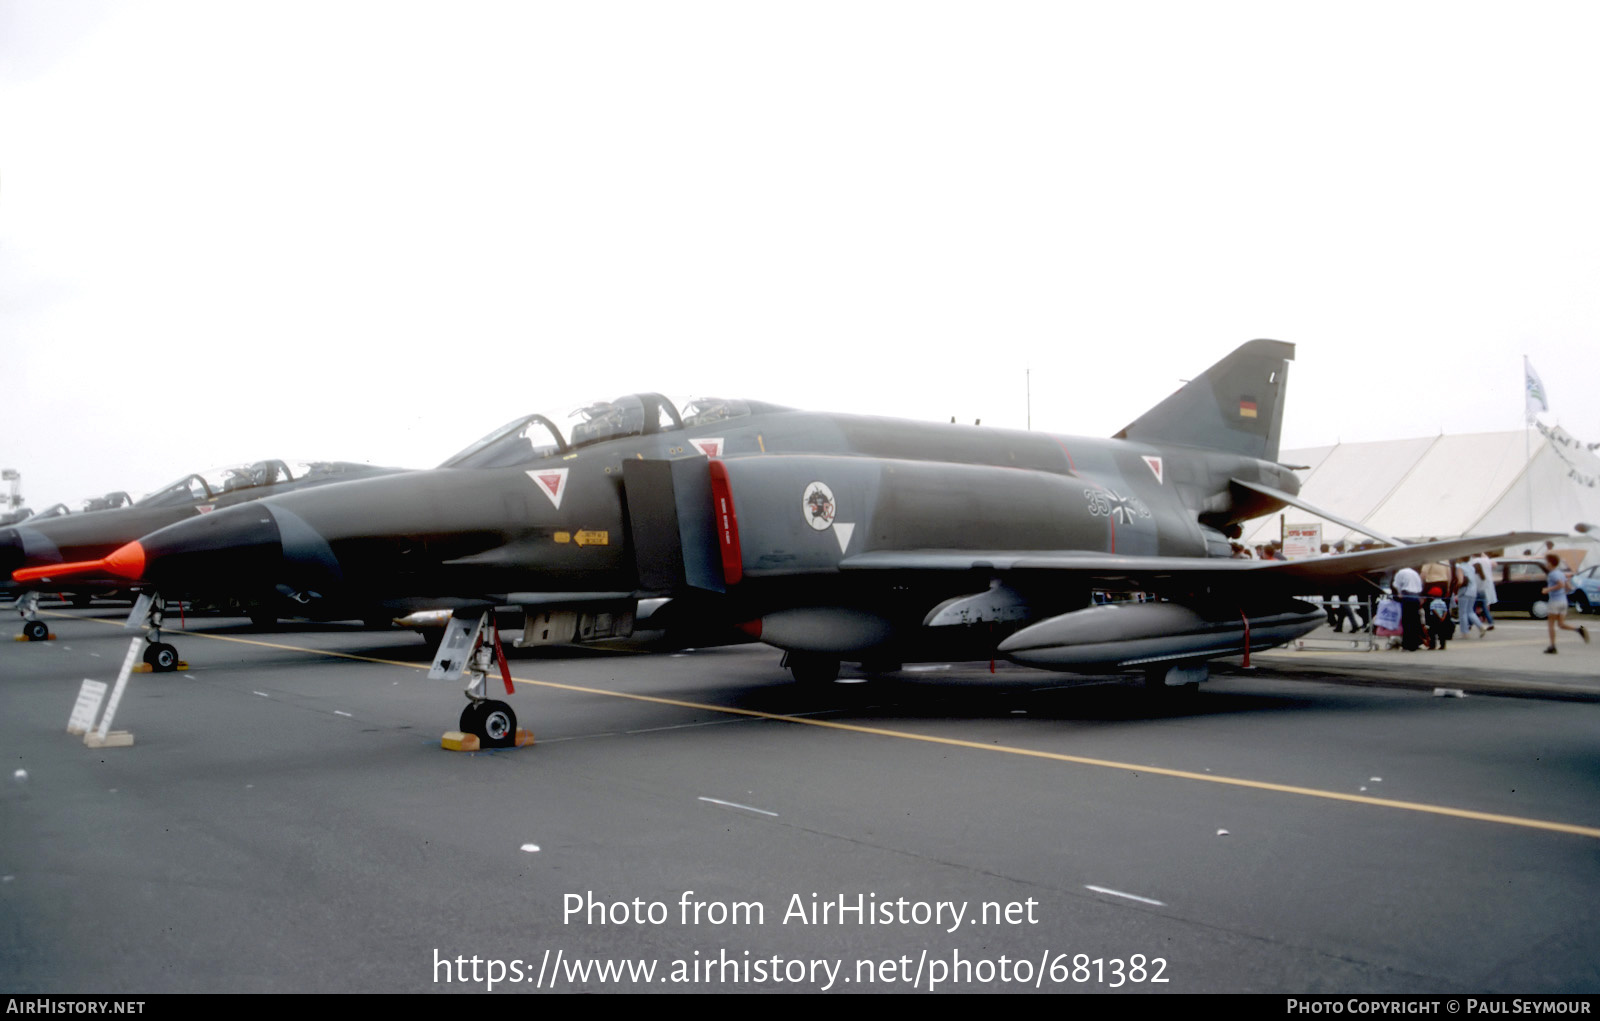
[18,341,1552,745]
[4,459,402,647]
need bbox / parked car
[1490,557,1590,618]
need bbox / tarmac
[1244,615,1600,702]
[4,601,1600,993]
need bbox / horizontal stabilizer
[1230,477,1404,548]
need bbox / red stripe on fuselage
[707,459,743,586]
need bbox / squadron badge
[802,481,836,531]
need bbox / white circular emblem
[802,481,836,531]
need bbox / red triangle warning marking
[1142,456,1164,484]
[690,437,724,457]
[526,467,569,509]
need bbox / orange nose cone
[10,540,147,584]
[102,540,146,580]
[13,559,100,583]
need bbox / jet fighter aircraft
[4,459,402,640]
[18,341,1551,743]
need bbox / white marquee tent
[1242,425,1600,553]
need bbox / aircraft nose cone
[138,506,285,592]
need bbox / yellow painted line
[45,610,1600,839]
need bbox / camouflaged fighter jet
[16,341,1553,745]
[4,459,402,641]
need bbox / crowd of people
[1370,542,1588,654]
[1229,538,1593,656]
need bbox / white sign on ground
[85,638,142,747]
[67,680,107,735]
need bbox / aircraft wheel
[1530,599,1549,620]
[23,619,49,642]
[787,653,840,686]
[144,642,179,672]
[460,700,518,749]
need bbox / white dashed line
[698,796,778,818]
[1085,885,1166,907]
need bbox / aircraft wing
[839,531,1560,594]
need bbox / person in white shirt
[1393,566,1425,650]
[1456,559,1485,638]
[1470,553,1497,630]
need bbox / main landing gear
[427,610,528,750]
[782,651,840,686]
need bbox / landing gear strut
[17,591,49,641]
[428,610,523,749]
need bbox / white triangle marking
[1142,455,1164,484]
[834,522,855,554]
[526,467,569,509]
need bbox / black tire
[144,642,179,672]
[1575,592,1592,615]
[787,653,840,686]
[23,619,49,642]
[460,700,518,748]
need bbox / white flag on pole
[1524,356,1549,422]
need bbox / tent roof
[1242,428,1600,548]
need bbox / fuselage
[122,406,1300,633]
[1,461,403,592]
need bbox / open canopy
[439,395,780,469]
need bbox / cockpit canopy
[440,395,771,469]
[82,491,133,513]
[136,460,381,508]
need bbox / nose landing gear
[126,593,185,672]
[428,609,531,751]
[15,592,52,642]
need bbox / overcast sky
[4,1,1598,508]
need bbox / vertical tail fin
[1114,339,1294,462]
